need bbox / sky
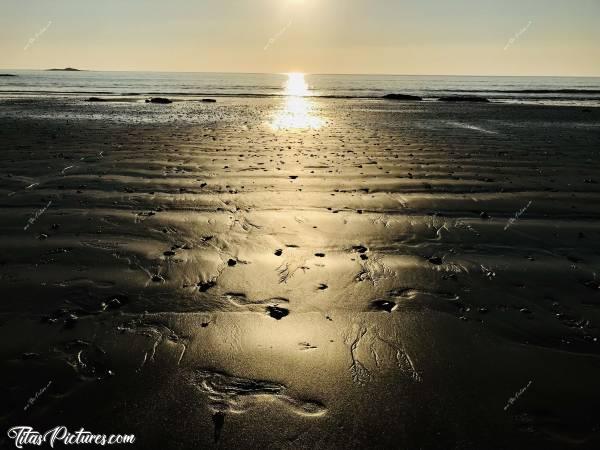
[1,0,599,76]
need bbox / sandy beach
[1,96,600,449]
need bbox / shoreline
[0,92,599,108]
[1,96,599,449]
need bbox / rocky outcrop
[146,97,173,104]
[383,94,423,101]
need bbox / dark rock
[227,259,237,267]
[197,281,216,292]
[0,74,17,77]
[428,256,443,265]
[383,94,423,101]
[87,97,109,102]
[47,67,81,71]
[266,306,289,320]
[146,97,173,104]
[202,98,217,103]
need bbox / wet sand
[1,97,600,449]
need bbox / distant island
[46,67,83,72]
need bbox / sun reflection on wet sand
[270,73,324,130]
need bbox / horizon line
[2,68,600,78]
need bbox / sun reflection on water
[270,73,324,130]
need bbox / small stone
[371,300,396,313]
[428,256,443,265]
[197,281,216,292]
[267,306,289,320]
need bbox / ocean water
[1,70,600,105]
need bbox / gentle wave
[425,88,600,94]
[1,90,599,103]
[2,71,600,104]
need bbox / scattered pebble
[428,256,443,265]
[266,306,289,320]
[371,300,396,313]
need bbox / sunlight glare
[270,72,324,130]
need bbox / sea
[1,70,600,106]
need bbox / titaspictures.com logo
[7,426,135,448]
